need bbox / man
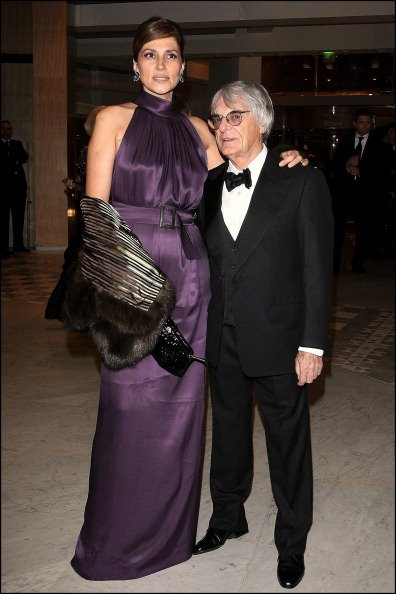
[1,120,30,257]
[194,81,334,589]
[329,109,387,273]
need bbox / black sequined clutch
[151,317,206,377]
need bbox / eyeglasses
[209,110,250,130]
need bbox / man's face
[354,116,372,136]
[1,122,12,140]
[210,97,265,166]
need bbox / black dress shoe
[277,554,305,589]
[193,526,248,555]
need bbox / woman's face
[134,36,184,101]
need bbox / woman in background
[45,106,105,321]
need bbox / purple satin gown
[71,91,210,580]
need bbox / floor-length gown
[70,91,210,580]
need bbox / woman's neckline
[134,90,180,117]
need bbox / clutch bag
[151,317,207,377]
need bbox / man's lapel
[203,165,227,270]
[203,154,296,275]
[233,151,294,275]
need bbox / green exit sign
[322,51,336,62]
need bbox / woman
[45,106,105,321]
[70,16,304,581]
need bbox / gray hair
[210,80,274,141]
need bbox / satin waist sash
[111,202,206,260]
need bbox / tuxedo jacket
[198,152,334,377]
[1,139,28,193]
[330,132,387,200]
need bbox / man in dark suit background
[1,119,29,258]
[328,109,387,273]
[194,81,334,589]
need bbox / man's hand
[347,165,360,177]
[295,351,323,386]
[345,156,360,177]
[279,150,309,168]
[346,155,359,167]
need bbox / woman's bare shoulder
[93,103,137,148]
[187,115,213,146]
[188,114,208,131]
[98,102,137,124]
[187,115,224,170]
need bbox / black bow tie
[224,168,252,191]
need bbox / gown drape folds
[70,91,210,581]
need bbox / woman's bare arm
[85,103,135,201]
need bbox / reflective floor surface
[1,240,394,593]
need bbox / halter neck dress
[71,91,210,580]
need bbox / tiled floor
[329,304,394,384]
[1,242,395,593]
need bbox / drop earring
[179,71,184,83]
[133,70,140,82]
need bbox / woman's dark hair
[133,16,185,61]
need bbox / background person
[328,109,387,273]
[45,106,105,321]
[194,81,334,590]
[1,119,29,258]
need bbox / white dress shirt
[222,145,323,357]
[355,132,369,155]
[222,145,267,241]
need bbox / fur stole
[62,197,176,371]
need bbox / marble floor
[1,240,395,593]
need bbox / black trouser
[44,200,83,320]
[10,191,27,249]
[208,325,313,556]
[351,202,371,268]
[1,191,27,252]
[0,198,11,254]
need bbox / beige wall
[33,1,69,248]
[1,1,69,249]
[238,57,262,83]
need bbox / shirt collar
[227,145,268,186]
